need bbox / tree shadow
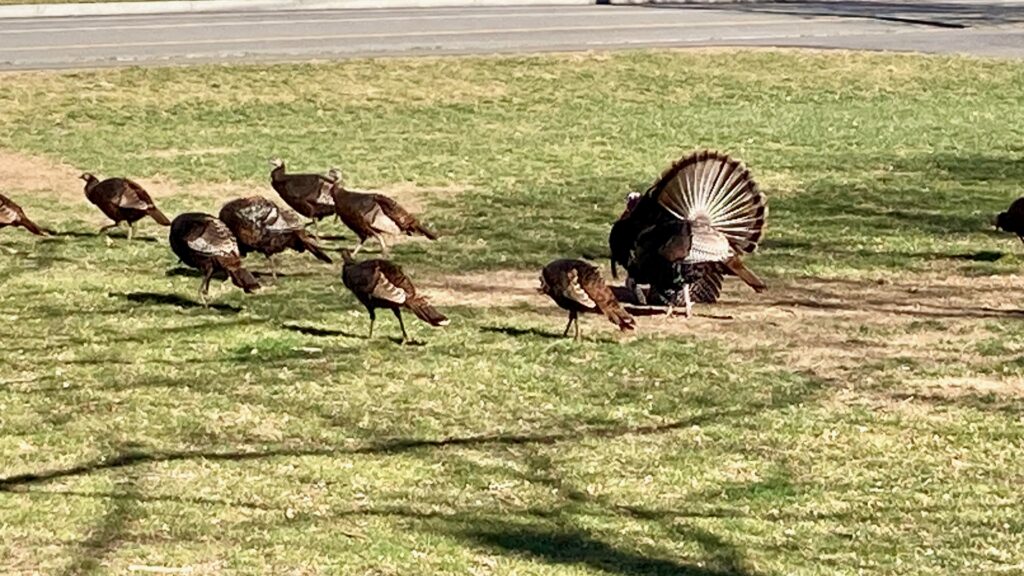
[59,472,140,576]
[466,524,753,576]
[115,292,241,313]
[0,409,744,490]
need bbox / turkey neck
[83,177,100,196]
[270,164,286,182]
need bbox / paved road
[1,2,1023,70]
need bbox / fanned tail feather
[227,266,261,293]
[722,256,766,293]
[408,297,449,327]
[650,150,767,254]
[148,208,172,226]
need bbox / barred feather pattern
[652,150,767,254]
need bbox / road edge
[0,0,609,19]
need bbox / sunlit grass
[1,49,1023,575]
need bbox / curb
[0,0,601,18]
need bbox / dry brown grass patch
[427,266,1024,398]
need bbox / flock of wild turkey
[7,149,1017,341]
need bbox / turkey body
[219,196,332,275]
[268,160,336,222]
[539,259,635,340]
[0,194,45,236]
[609,150,767,315]
[340,250,448,342]
[332,179,437,256]
[996,197,1024,244]
[169,212,260,304]
[81,174,170,239]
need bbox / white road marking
[1,9,684,34]
[1,18,855,52]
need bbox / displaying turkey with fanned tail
[80,173,171,241]
[331,169,437,257]
[0,194,46,236]
[219,196,332,279]
[340,250,448,343]
[169,213,260,306]
[609,150,767,317]
[539,259,635,340]
[268,158,337,238]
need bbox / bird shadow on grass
[281,323,363,339]
[115,292,241,313]
[951,250,1005,262]
[281,322,427,346]
[42,230,160,243]
[481,326,566,340]
[165,266,217,279]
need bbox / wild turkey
[0,194,46,236]
[218,196,332,278]
[169,213,260,305]
[268,159,337,237]
[331,169,437,256]
[995,197,1024,245]
[539,259,635,340]
[80,173,171,240]
[609,150,767,317]
[340,250,448,342]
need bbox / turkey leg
[562,311,576,337]
[682,284,693,318]
[367,308,376,338]
[199,268,215,307]
[393,308,408,343]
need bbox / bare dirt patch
[425,267,1024,399]
[0,149,82,201]
[0,149,470,224]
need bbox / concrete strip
[0,0,594,20]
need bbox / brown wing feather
[119,180,156,210]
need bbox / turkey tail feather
[723,256,766,293]
[415,223,438,240]
[20,216,45,236]
[408,297,449,327]
[598,299,636,332]
[227,265,260,293]
[650,150,767,254]
[296,232,333,264]
[148,208,172,226]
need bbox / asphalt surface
[1,2,1023,69]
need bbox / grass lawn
[1,49,1023,575]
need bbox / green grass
[2,50,1024,575]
